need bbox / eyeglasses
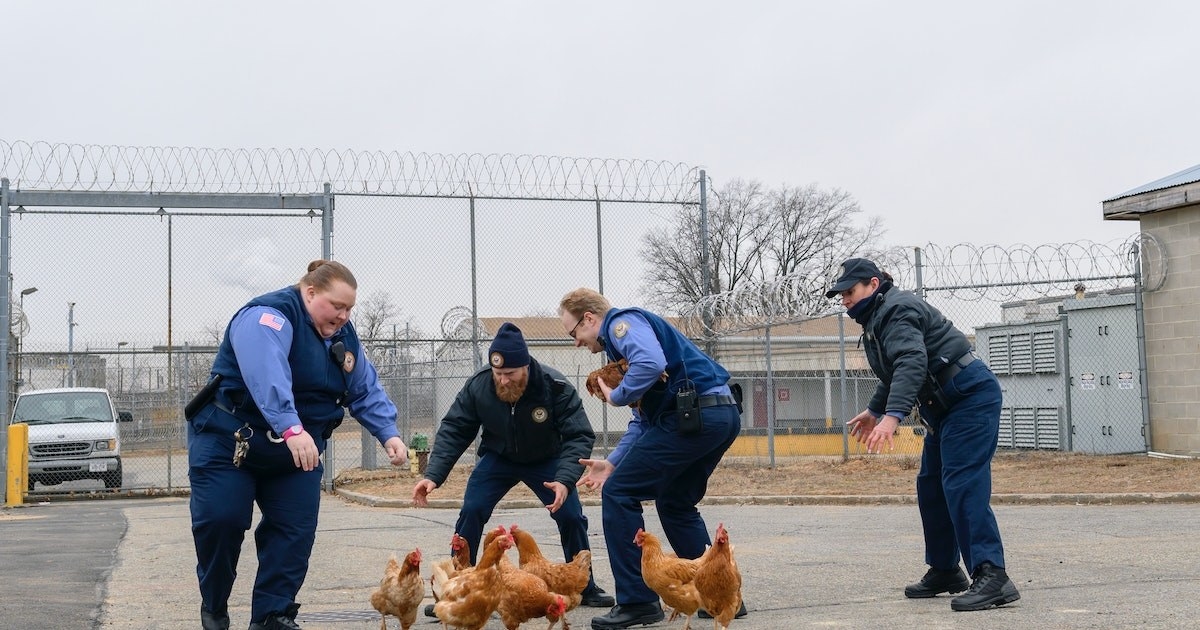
[568,314,586,339]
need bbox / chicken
[635,528,702,630]
[369,548,424,630]
[429,533,471,605]
[432,530,515,630]
[585,359,629,403]
[496,558,569,630]
[693,523,742,630]
[585,359,666,409]
[509,525,592,612]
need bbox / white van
[10,387,132,491]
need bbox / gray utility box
[975,292,1145,454]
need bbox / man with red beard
[412,322,614,616]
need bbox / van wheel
[103,470,122,489]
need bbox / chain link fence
[1,139,1164,500]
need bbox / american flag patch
[258,312,285,331]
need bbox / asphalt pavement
[4,492,1200,630]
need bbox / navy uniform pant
[455,452,600,592]
[602,403,741,605]
[917,360,1006,575]
[188,406,324,623]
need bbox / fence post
[1131,242,1152,450]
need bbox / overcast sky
[4,1,1198,347]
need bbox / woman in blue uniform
[188,260,408,630]
[559,288,744,630]
[829,257,1020,612]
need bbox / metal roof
[1105,163,1200,201]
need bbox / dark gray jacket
[424,358,595,487]
[858,284,972,417]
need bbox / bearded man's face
[493,366,529,403]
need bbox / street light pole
[117,341,129,393]
[17,287,37,393]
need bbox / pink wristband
[281,425,305,441]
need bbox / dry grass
[335,451,1200,501]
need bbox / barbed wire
[682,233,1164,336]
[0,139,701,203]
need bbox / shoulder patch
[613,320,630,339]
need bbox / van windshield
[12,392,114,425]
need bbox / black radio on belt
[676,388,701,436]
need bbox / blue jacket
[211,286,359,435]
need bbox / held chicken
[585,359,666,409]
[369,548,424,630]
[693,523,742,630]
[635,528,702,630]
[433,530,516,630]
[509,525,592,612]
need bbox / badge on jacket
[342,351,355,372]
[532,407,548,423]
[614,321,629,338]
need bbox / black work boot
[424,603,437,618]
[581,585,616,607]
[698,600,748,619]
[590,602,665,630]
[951,562,1021,611]
[904,566,971,598]
[201,605,230,630]
[247,603,302,630]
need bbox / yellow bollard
[6,423,29,506]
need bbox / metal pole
[764,324,775,467]
[913,246,924,297]
[322,183,333,260]
[1131,242,1152,450]
[595,188,609,454]
[68,302,76,387]
[469,193,480,371]
[1,178,11,423]
[839,313,850,460]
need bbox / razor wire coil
[0,139,700,203]
[684,234,1164,336]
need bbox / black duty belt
[936,351,979,386]
[698,394,737,408]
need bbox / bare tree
[641,178,880,316]
[354,290,399,341]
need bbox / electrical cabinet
[975,292,1145,454]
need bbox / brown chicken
[693,523,742,630]
[496,558,570,630]
[369,548,424,630]
[433,530,515,630]
[585,359,666,409]
[429,533,472,605]
[509,525,592,612]
[635,528,702,630]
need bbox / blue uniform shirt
[602,308,730,465]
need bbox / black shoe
[424,603,437,618]
[590,603,665,629]
[581,586,616,608]
[247,603,301,630]
[951,562,1021,611]
[697,600,748,619]
[904,566,971,598]
[201,605,230,630]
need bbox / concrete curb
[333,488,1200,509]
